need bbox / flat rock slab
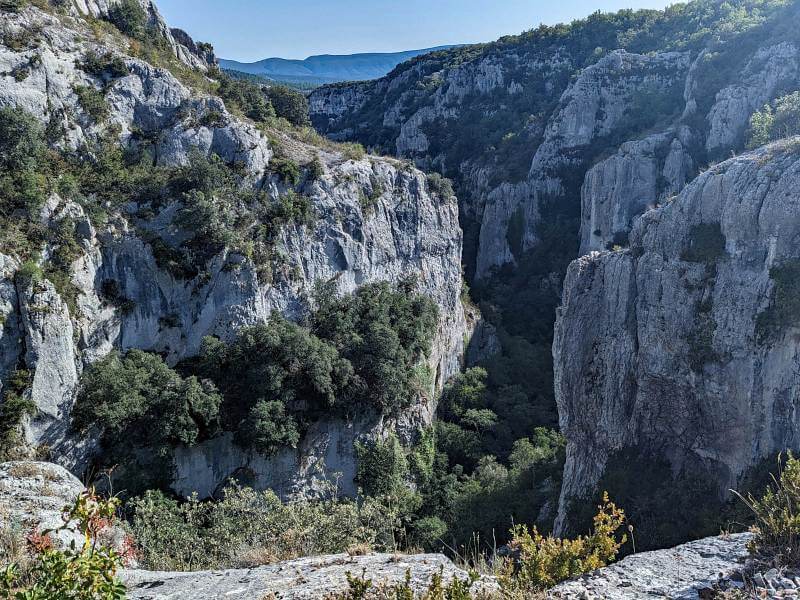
[123,552,498,599]
[549,533,752,599]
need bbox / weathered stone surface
[123,553,497,599]
[0,460,89,549]
[18,279,78,451]
[580,128,694,254]
[705,43,800,153]
[549,534,751,599]
[554,139,800,531]
[0,460,134,560]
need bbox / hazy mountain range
[219,46,457,85]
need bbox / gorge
[2,0,800,597]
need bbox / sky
[156,0,677,62]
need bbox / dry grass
[346,542,373,557]
[7,463,43,480]
[231,546,279,568]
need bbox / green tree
[73,349,222,491]
[748,91,800,148]
[107,0,148,40]
[265,85,310,126]
[194,317,353,453]
[0,106,48,215]
[312,280,439,412]
[216,74,275,123]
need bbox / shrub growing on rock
[216,73,275,124]
[72,349,222,492]
[499,493,627,593]
[265,85,310,127]
[0,490,126,600]
[736,452,800,565]
[107,0,148,40]
[747,91,800,149]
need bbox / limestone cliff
[310,4,800,277]
[553,139,800,533]
[0,1,467,497]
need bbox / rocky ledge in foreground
[123,553,498,599]
[549,533,752,599]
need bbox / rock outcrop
[549,533,751,599]
[0,460,128,554]
[123,553,497,599]
[0,461,85,548]
[553,139,800,532]
[0,1,467,497]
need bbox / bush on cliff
[736,452,800,565]
[747,91,800,149]
[265,85,310,127]
[499,493,627,594]
[73,349,222,492]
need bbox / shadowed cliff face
[554,139,800,538]
[0,0,466,496]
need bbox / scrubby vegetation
[127,484,397,571]
[0,371,34,462]
[736,452,800,565]
[747,90,800,149]
[72,281,439,494]
[265,84,311,127]
[1,490,127,600]
[499,493,626,594]
[72,349,222,491]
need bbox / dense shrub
[312,280,439,412]
[747,91,800,149]
[107,0,148,40]
[73,349,222,492]
[216,73,275,123]
[355,435,412,499]
[0,371,34,462]
[127,485,398,571]
[499,493,626,593]
[423,429,565,552]
[0,106,48,216]
[193,317,351,453]
[78,51,129,79]
[73,86,109,121]
[270,156,301,185]
[265,85,310,127]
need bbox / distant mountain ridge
[219,46,458,85]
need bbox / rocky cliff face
[310,5,800,276]
[554,139,800,533]
[0,1,466,497]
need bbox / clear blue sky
[156,0,677,62]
